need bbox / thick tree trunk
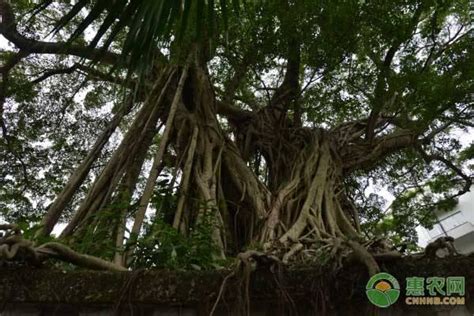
[152,62,364,261]
[43,54,371,268]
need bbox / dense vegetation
[0,0,472,273]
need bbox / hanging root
[0,224,126,271]
[210,243,382,315]
[209,267,238,316]
[210,250,282,316]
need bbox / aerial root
[282,242,303,264]
[210,240,384,315]
[287,237,382,276]
[0,225,126,271]
[275,236,392,277]
[346,240,380,276]
[210,250,282,316]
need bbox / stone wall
[1,254,474,315]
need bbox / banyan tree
[0,0,472,274]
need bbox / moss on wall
[1,254,474,315]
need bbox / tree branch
[343,130,418,172]
[416,146,472,197]
[365,6,423,141]
[31,65,78,84]
[216,100,254,125]
[0,1,120,65]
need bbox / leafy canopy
[0,0,473,263]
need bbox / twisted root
[0,224,126,271]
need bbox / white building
[417,187,474,254]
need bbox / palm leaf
[88,0,128,49]
[51,0,90,35]
[69,1,110,42]
[33,0,241,70]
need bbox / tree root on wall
[0,224,126,271]
[208,242,389,316]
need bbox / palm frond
[33,0,242,69]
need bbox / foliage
[131,212,222,270]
